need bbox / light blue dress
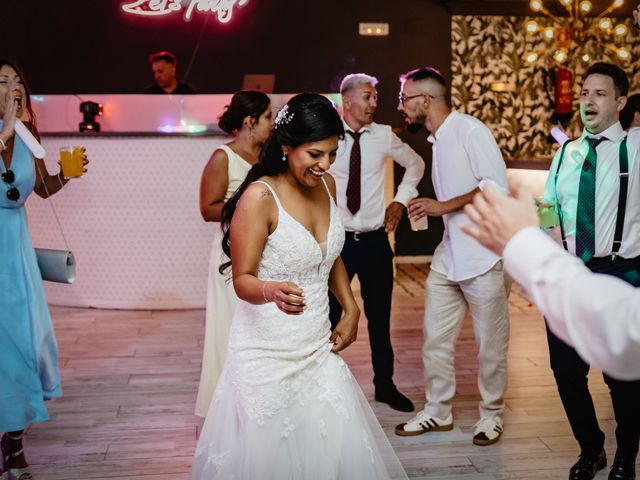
[0,121,62,432]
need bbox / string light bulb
[530,0,544,12]
[526,20,539,32]
[553,50,568,63]
[599,18,612,30]
[614,24,628,36]
[526,52,539,63]
[616,47,630,60]
[579,0,592,13]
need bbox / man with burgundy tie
[539,62,640,480]
[394,67,511,447]
[328,73,424,412]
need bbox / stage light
[79,101,102,132]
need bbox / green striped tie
[575,136,606,262]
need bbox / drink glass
[409,214,429,231]
[60,146,85,179]
[536,197,559,229]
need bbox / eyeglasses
[2,169,20,201]
[398,93,435,106]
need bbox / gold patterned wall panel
[451,16,640,160]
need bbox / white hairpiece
[275,104,294,128]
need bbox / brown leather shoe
[569,450,607,480]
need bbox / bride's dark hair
[219,92,344,274]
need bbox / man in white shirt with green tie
[540,62,640,480]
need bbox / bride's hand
[263,281,306,315]
[330,308,359,352]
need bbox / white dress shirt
[329,120,424,232]
[429,111,509,282]
[504,227,640,380]
[543,122,640,258]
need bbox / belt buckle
[353,231,360,241]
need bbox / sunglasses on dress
[1,169,20,201]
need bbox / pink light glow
[121,0,249,23]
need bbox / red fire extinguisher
[544,67,574,125]
[554,68,573,116]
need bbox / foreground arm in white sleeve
[504,228,640,380]
[462,180,640,381]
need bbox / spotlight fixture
[79,101,103,132]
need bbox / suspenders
[553,136,629,259]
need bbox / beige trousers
[422,262,510,420]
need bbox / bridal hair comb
[274,105,294,129]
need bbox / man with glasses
[328,73,424,412]
[394,67,510,446]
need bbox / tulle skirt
[191,349,407,479]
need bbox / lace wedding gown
[191,180,407,479]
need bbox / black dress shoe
[374,386,414,412]
[609,451,637,480]
[569,450,607,480]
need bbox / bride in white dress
[191,93,407,479]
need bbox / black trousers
[329,228,395,390]
[546,255,640,457]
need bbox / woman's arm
[230,181,306,313]
[33,157,67,198]
[328,256,360,352]
[199,149,230,222]
[28,124,86,199]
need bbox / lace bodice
[256,179,343,291]
[224,178,345,423]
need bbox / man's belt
[345,227,385,241]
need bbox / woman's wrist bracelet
[262,281,270,303]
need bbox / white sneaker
[473,416,503,446]
[395,409,453,436]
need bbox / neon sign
[121,0,249,23]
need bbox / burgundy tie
[346,131,363,215]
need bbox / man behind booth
[538,62,640,480]
[328,73,424,412]
[143,51,196,95]
[394,67,511,447]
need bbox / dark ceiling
[438,0,636,16]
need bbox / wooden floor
[23,264,638,479]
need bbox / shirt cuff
[393,190,415,207]
[503,226,562,289]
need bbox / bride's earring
[282,153,287,162]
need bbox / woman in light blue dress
[0,59,88,480]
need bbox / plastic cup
[60,146,85,178]
[409,214,429,231]
[536,197,559,229]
